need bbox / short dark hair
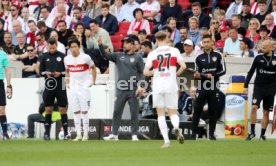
[258,0,267,5]
[191,2,201,8]
[10,4,18,10]
[232,14,241,20]
[202,34,212,40]
[37,21,46,28]
[228,26,238,32]
[166,17,177,25]
[4,32,12,37]
[47,37,57,45]
[133,8,143,18]
[68,38,81,48]
[161,26,173,34]
[141,41,152,49]
[89,19,99,25]
[179,26,188,31]
[26,44,35,49]
[36,32,45,38]
[58,20,67,25]
[102,3,110,9]
[73,6,83,12]
[41,6,49,12]
[74,22,85,32]
[28,20,36,25]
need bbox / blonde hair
[189,16,199,25]
[217,9,225,16]
[249,18,261,29]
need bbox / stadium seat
[177,0,191,10]
[115,22,131,36]
[110,35,124,52]
[149,22,154,33]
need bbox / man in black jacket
[95,3,118,35]
[192,34,226,140]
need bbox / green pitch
[0,139,275,166]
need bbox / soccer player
[64,38,97,141]
[39,38,69,141]
[244,40,276,141]
[192,34,226,140]
[0,49,12,140]
[144,31,186,148]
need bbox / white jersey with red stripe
[145,45,184,94]
[64,53,94,90]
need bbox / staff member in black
[244,40,276,141]
[99,36,145,141]
[39,38,69,140]
[192,34,226,140]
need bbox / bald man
[244,40,276,141]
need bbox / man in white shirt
[140,0,161,22]
[3,5,25,33]
[118,0,140,22]
[44,30,66,54]
[21,7,37,33]
[144,31,186,148]
[39,6,54,28]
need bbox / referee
[244,40,276,141]
[0,49,12,140]
[99,36,145,141]
[192,35,226,140]
[39,38,69,140]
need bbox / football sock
[82,113,89,136]
[61,114,68,136]
[158,116,170,144]
[261,128,266,136]
[74,114,81,136]
[170,114,180,129]
[44,114,52,136]
[251,124,255,134]
[0,115,8,134]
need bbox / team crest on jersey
[272,60,276,65]
[130,58,135,63]
[253,98,257,104]
[56,57,62,62]
[212,57,217,62]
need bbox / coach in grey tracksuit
[99,36,145,138]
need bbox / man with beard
[58,20,74,48]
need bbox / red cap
[220,26,228,32]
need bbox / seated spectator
[35,32,47,57]
[254,25,271,53]
[3,4,25,32]
[184,2,210,29]
[86,19,114,52]
[44,30,66,54]
[209,18,221,42]
[215,26,229,53]
[188,16,200,45]
[232,14,246,38]
[2,32,15,56]
[178,86,197,122]
[255,0,268,25]
[57,20,74,48]
[38,6,54,28]
[53,4,72,29]
[140,0,161,23]
[182,39,196,57]
[14,32,27,60]
[34,0,52,20]
[223,27,241,57]
[225,0,242,20]
[110,0,123,19]
[265,14,276,39]
[240,37,254,58]
[159,0,182,26]
[272,1,276,24]
[161,25,173,44]
[83,0,102,19]
[12,20,26,46]
[95,3,118,35]
[70,6,91,29]
[245,18,261,44]
[18,0,30,16]
[217,9,226,28]
[0,0,10,20]
[167,17,180,45]
[240,1,253,29]
[26,20,38,46]
[50,0,70,17]
[141,40,152,58]
[127,8,150,35]
[118,0,140,22]
[138,29,148,44]
[175,27,188,53]
[21,7,37,33]
[37,21,53,41]
[21,44,39,78]
[27,101,60,139]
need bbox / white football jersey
[64,53,94,89]
[145,46,184,94]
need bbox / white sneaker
[103,134,119,141]
[73,135,82,141]
[131,135,139,141]
[160,143,170,148]
[82,133,89,141]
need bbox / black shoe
[246,133,255,141]
[64,135,71,140]
[27,136,34,139]
[43,134,50,141]
[209,135,216,141]
[2,133,10,140]
[259,135,266,141]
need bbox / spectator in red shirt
[26,20,37,46]
[215,26,229,53]
[246,18,261,44]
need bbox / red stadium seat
[149,22,154,33]
[177,0,191,10]
[115,22,131,36]
[110,35,124,52]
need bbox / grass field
[0,139,276,166]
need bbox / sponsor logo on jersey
[253,98,257,104]
[212,57,217,62]
[67,64,89,72]
[272,60,276,66]
[130,57,135,63]
[56,57,62,62]
[46,58,50,61]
